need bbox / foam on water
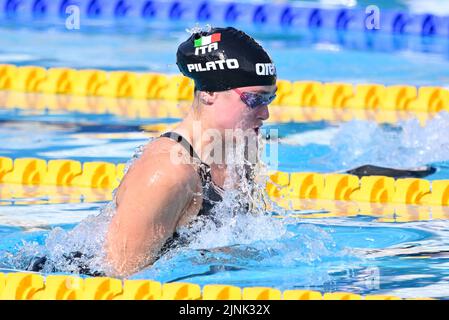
[1,202,115,274]
[322,111,449,171]
[130,134,357,284]
[0,144,147,275]
[132,221,355,288]
[185,24,212,36]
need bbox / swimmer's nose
[258,104,270,121]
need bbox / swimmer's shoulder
[144,135,192,159]
[114,141,200,212]
[121,138,200,193]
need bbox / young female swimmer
[105,27,278,276]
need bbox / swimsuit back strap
[160,132,201,161]
[160,131,212,185]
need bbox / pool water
[1,109,449,177]
[2,0,449,299]
[2,200,449,298]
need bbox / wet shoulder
[135,138,200,188]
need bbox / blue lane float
[1,0,449,38]
[0,0,75,18]
[404,14,449,37]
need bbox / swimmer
[105,27,278,277]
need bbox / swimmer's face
[213,85,277,133]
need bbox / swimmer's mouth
[254,123,263,134]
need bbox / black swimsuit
[27,132,223,275]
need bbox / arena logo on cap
[187,59,240,72]
[194,33,221,55]
[255,63,276,76]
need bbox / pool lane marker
[0,64,448,113]
[0,0,447,38]
[0,272,430,300]
[1,157,449,208]
[0,90,437,126]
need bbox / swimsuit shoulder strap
[160,132,201,161]
[160,131,212,186]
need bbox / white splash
[326,111,449,170]
[280,127,339,146]
[1,141,151,275]
[162,132,342,269]
[185,24,212,35]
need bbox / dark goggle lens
[240,92,276,109]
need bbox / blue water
[2,1,449,299]
[1,109,449,177]
[2,201,449,298]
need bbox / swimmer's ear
[199,91,217,105]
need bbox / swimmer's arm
[105,153,198,277]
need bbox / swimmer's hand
[105,139,201,277]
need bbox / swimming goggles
[233,88,276,109]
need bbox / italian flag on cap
[194,33,221,47]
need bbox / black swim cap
[176,27,277,92]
